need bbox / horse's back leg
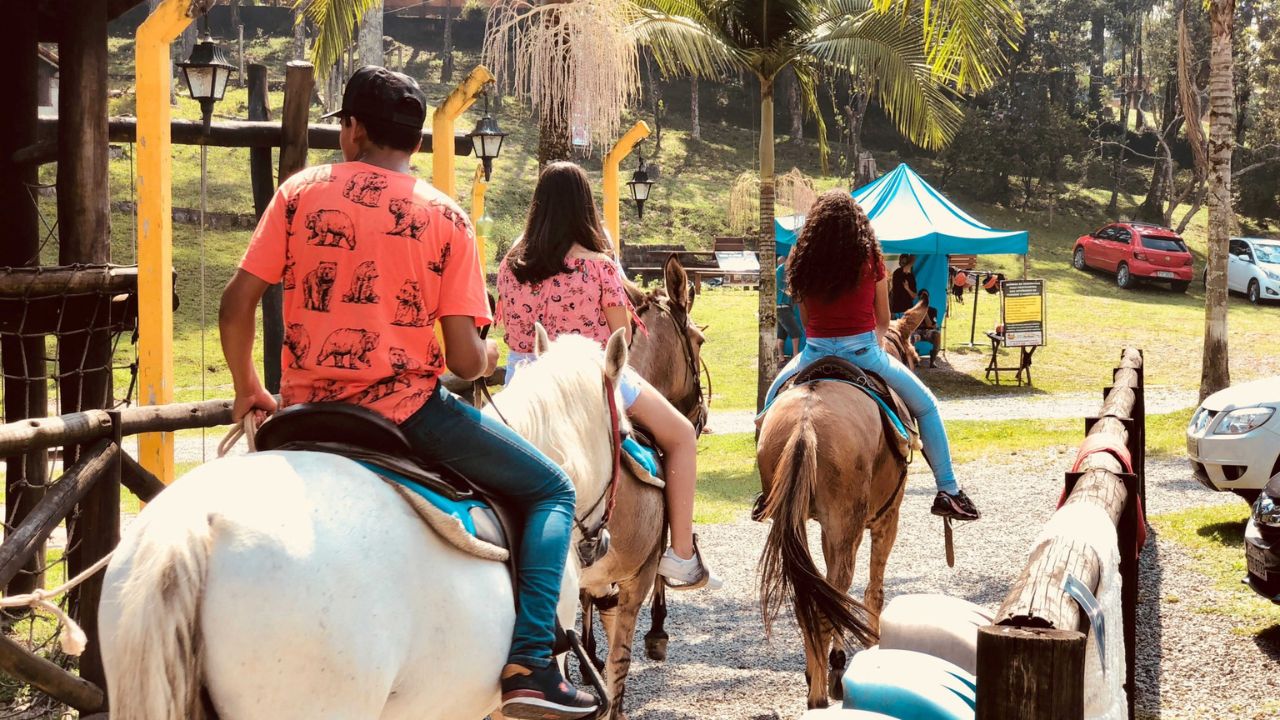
[642,581,668,661]
[804,518,861,709]
[865,483,905,617]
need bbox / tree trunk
[1088,8,1106,115]
[292,9,307,60]
[1234,0,1254,144]
[1134,23,1146,131]
[690,76,700,141]
[756,75,777,413]
[358,0,384,67]
[537,111,572,166]
[1201,0,1235,401]
[787,68,803,142]
[441,0,455,82]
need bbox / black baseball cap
[322,65,427,130]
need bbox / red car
[1073,221,1195,292]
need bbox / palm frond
[809,8,963,150]
[864,0,1021,92]
[295,0,379,79]
[629,9,741,79]
[790,59,831,172]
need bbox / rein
[633,297,710,435]
[574,376,624,539]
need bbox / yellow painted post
[135,0,192,484]
[431,65,495,200]
[603,121,652,258]
[470,165,489,266]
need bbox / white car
[1228,237,1280,304]
[1187,376,1280,502]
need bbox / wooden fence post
[279,62,314,183]
[248,63,282,393]
[976,626,1086,720]
[0,0,48,597]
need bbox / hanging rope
[0,551,115,657]
[217,414,260,458]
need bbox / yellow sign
[1001,280,1045,348]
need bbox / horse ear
[604,327,628,383]
[534,323,551,356]
[663,254,690,311]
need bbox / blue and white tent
[776,164,1029,349]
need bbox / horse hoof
[644,635,668,662]
[828,672,845,702]
[807,697,830,710]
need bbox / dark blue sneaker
[931,490,980,521]
[500,662,598,719]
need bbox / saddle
[254,403,514,563]
[781,356,918,464]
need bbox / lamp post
[469,90,506,182]
[176,32,235,132]
[626,153,655,220]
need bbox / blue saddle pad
[355,460,497,541]
[622,436,662,477]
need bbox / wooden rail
[976,348,1146,720]
[0,398,238,711]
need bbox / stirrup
[661,535,712,591]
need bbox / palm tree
[634,0,1021,408]
[1201,0,1234,400]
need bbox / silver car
[1186,376,1280,503]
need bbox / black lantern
[469,91,506,182]
[626,155,655,220]
[177,33,236,132]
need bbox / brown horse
[756,297,931,710]
[577,256,708,719]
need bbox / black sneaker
[931,490,980,521]
[500,662,599,720]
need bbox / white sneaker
[657,542,723,591]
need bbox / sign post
[985,279,1044,385]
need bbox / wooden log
[0,398,234,457]
[279,61,315,183]
[975,626,1085,720]
[0,0,49,597]
[57,0,115,688]
[121,452,166,503]
[0,633,105,713]
[0,439,116,591]
[0,265,140,298]
[24,116,471,162]
[248,64,284,394]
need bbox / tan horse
[756,297,931,710]
[576,256,708,720]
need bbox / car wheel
[1234,488,1261,505]
[1171,280,1190,293]
[1248,280,1261,305]
[1073,247,1086,271]
[1116,263,1135,289]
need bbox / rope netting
[0,264,141,718]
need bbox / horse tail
[106,509,213,720]
[758,410,878,651]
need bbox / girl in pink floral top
[497,162,720,590]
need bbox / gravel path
[706,387,1198,435]
[603,453,1273,719]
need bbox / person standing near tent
[775,256,805,361]
[761,191,980,521]
[890,254,917,315]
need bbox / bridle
[572,374,624,567]
[632,294,711,435]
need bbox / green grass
[1150,503,1280,637]
[694,432,759,524]
[689,289,759,411]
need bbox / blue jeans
[399,385,575,668]
[763,332,960,494]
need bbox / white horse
[99,329,628,720]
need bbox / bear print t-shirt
[240,162,491,424]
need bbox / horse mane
[488,334,626,493]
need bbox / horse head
[493,326,630,543]
[884,293,932,370]
[625,255,709,432]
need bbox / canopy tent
[775,164,1028,354]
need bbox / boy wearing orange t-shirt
[219,66,597,719]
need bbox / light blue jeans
[763,331,960,495]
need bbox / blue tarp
[774,164,1028,354]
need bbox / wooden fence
[976,348,1146,719]
[0,399,233,712]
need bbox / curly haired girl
[763,190,980,521]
